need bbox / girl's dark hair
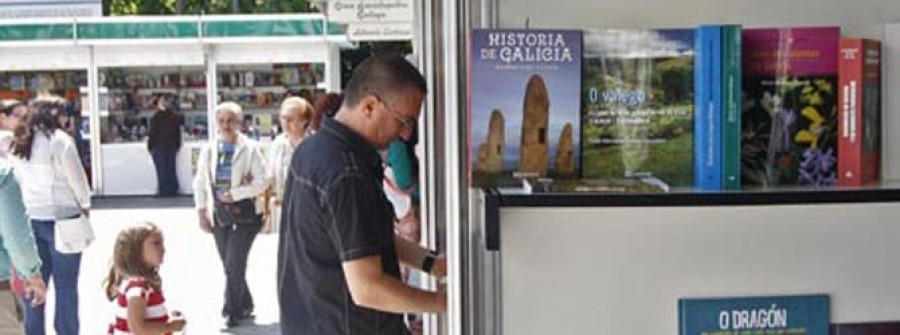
[11,97,66,161]
[103,222,163,301]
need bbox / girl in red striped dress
[104,223,187,334]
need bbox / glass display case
[98,66,208,144]
[216,62,325,142]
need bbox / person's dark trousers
[22,220,81,335]
[212,218,261,320]
[151,149,179,196]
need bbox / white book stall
[0,14,350,196]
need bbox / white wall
[500,203,900,335]
[497,0,899,38]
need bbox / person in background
[278,55,446,335]
[104,223,187,335]
[0,99,47,335]
[10,97,91,335]
[192,102,267,328]
[382,131,425,333]
[310,92,344,131]
[264,97,313,234]
[147,95,183,197]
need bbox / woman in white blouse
[192,101,268,328]
[9,97,90,335]
[264,97,313,233]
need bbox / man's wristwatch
[422,250,439,274]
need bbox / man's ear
[360,95,379,118]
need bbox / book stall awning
[0,14,352,46]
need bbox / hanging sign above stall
[327,0,413,23]
[347,21,412,41]
[0,0,101,18]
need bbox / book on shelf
[679,294,830,335]
[722,25,743,190]
[741,26,841,187]
[694,25,724,190]
[837,38,881,187]
[582,28,695,187]
[831,321,900,335]
[467,29,583,188]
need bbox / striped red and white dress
[108,277,170,335]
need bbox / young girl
[104,223,186,334]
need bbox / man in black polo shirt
[278,55,447,334]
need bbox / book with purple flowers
[741,26,840,187]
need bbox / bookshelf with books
[442,1,900,335]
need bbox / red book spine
[838,38,863,186]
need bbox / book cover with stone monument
[582,29,695,187]
[468,29,582,187]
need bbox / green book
[722,25,742,190]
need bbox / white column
[88,46,104,195]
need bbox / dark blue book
[694,25,724,190]
[679,294,830,335]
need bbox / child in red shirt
[104,223,186,334]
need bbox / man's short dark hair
[343,54,427,108]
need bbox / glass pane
[99,66,208,143]
[98,66,206,196]
[215,62,325,145]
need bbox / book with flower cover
[741,27,840,187]
[468,29,583,187]
[837,38,881,187]
[679,294,830,335]
[582,29,695,187]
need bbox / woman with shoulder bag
[263,97,313,234]
[192,101,267,328]
[9,97,91,335]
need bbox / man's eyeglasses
[374,94,416,131]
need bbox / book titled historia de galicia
[468,29,582,187]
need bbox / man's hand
[25,273,46,307]
[430,254,446,279]
[434,283,447,312]
[197,208,212,233]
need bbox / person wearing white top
[264,97,313,234]
[9,98,90,335]
[192,101,268,328]
[0,99,48,335]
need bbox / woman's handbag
[55,214,94,254]
[214,198,261,226]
